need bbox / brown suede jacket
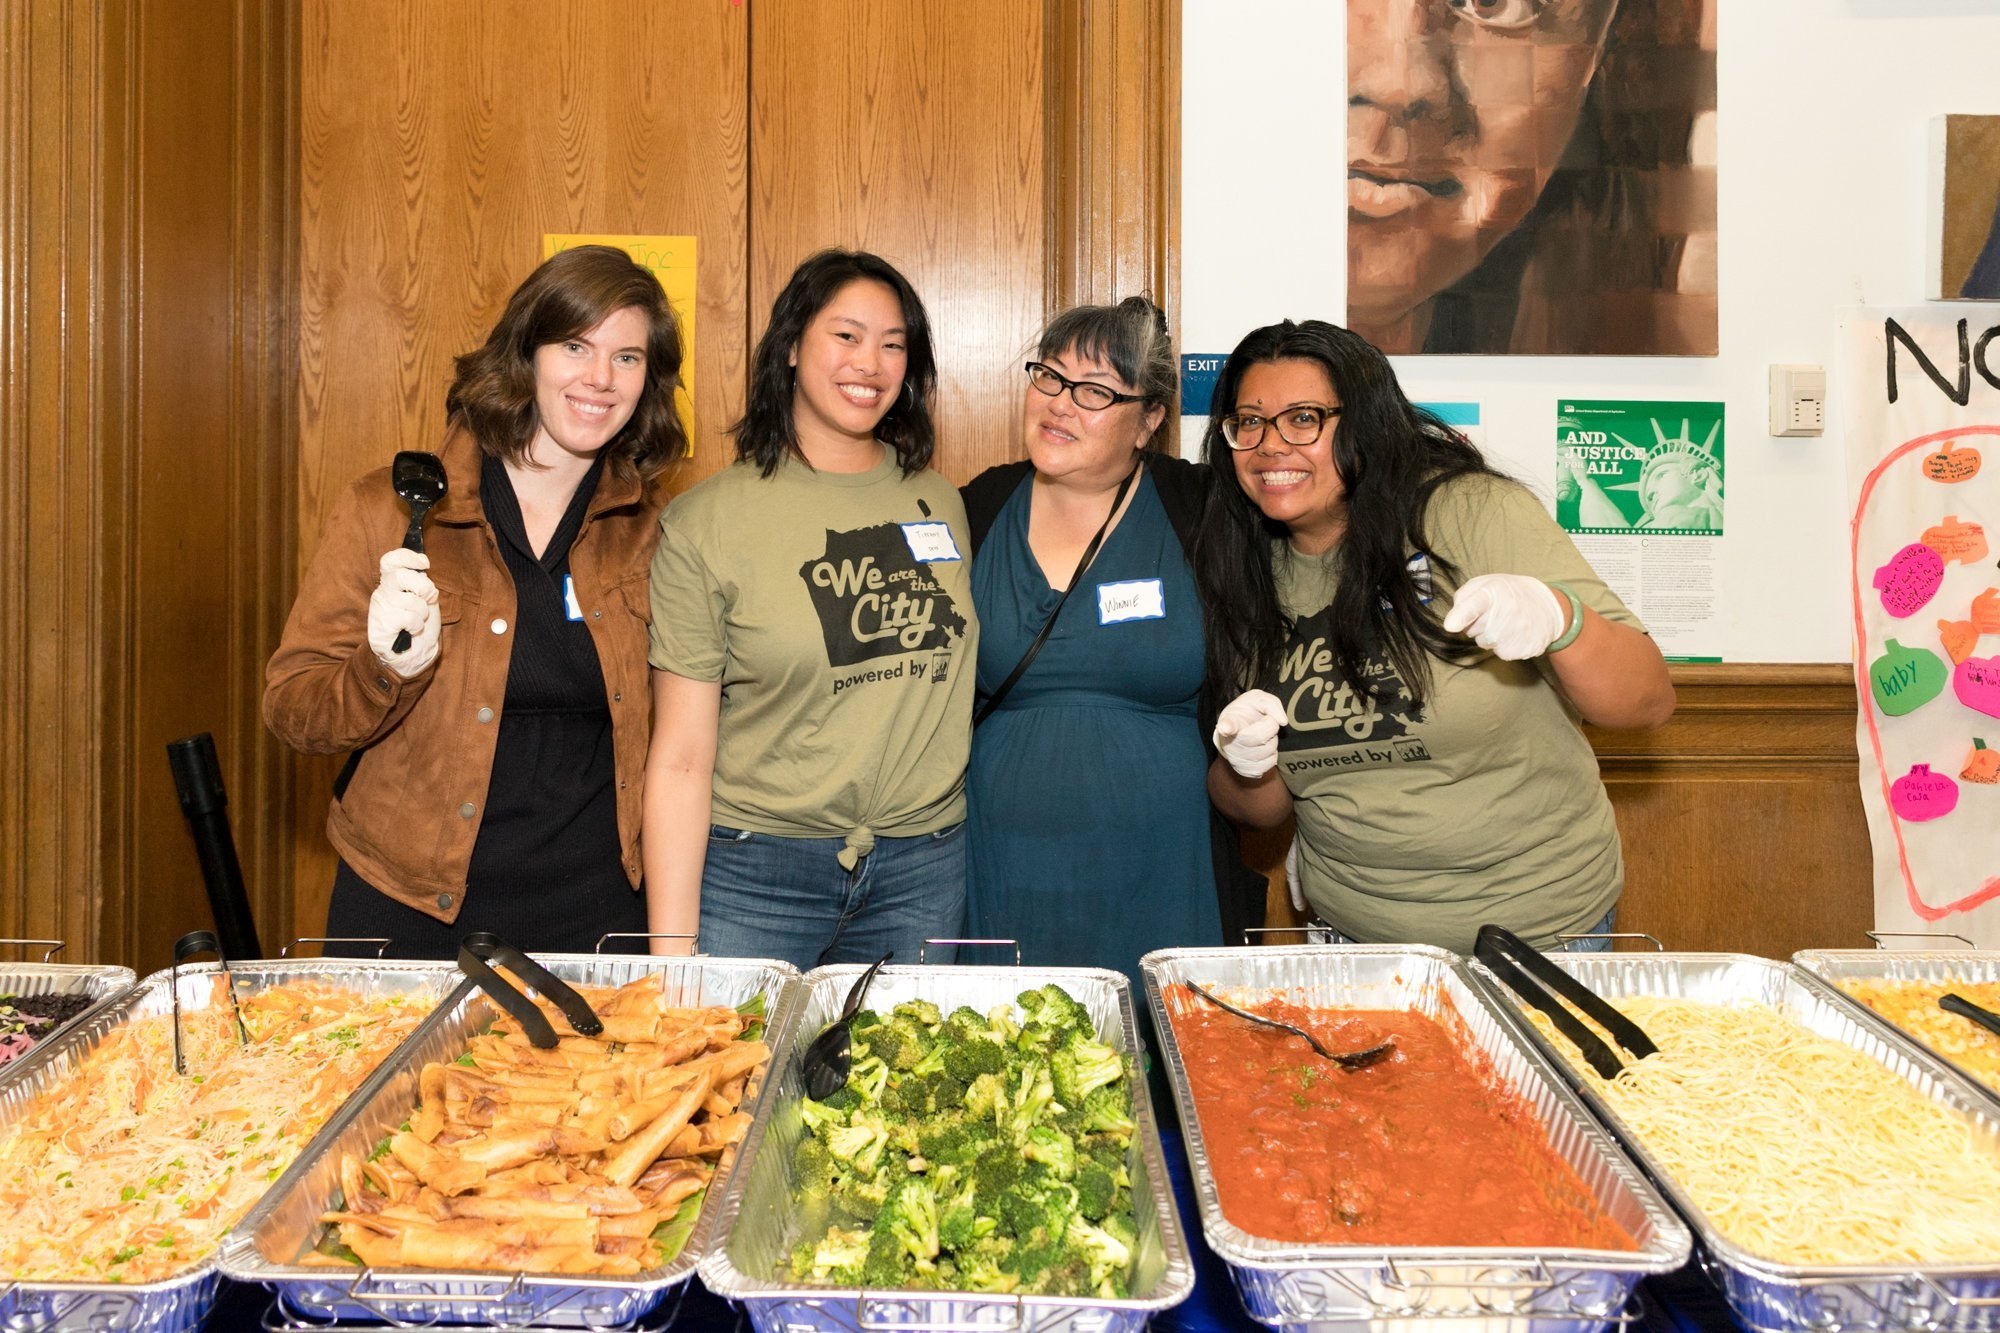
[263,427,663,923]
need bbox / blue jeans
[697,822,967,971]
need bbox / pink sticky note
[1956,654,2000,719]
[1873,543,1945,617]
[1891,764,1960,822]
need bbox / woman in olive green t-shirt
[1193,319,1675,954]
[640,250,977,969]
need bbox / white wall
[1181,0,2000,663]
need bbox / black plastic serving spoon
[1941,991,2000,1042]
[1184,980,1394,1070]
[799,952,893,1100]
[388,450,447,654]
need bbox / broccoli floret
[917,1114,979,1166]
[1050,1037,1123,1108]
[964,1071,1007,1126]
[938,1200,997,1251]
[828,1118,890,1176]
[986,1003,1021,1043]
[1063,1214,1133,1294]
[1074,1161,1117,1220]
[850,1009,887,1040]
[944,1005,992,1041]
[835,1172,892,1222]
[996,1177,1079,1255]
[793,1226,873,1282]
[1080,1086,1135,1138]
[1016,985,1091,1043]
[910,1070,967,1117]
[874,1175,941,1264]
[892,998,944,1030]
[971,1143,1026,1199]
[941,1034,1007,1083]
[1022,1124,1077,1180]
[858,1022,924,1071]
[800,1097,849,1136]
[1007,1060,1056,1136]
[821,1084,861,1114]
[847,1055,891,1105]
[859,1228,912,1288]
[795,1133,841,1195]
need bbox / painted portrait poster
[1347,0,1717,357]
[1935,115,2000,302]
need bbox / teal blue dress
[966,471,1222,995]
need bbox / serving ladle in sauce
[1184,981,1394,1070]
[799,952,893,1100]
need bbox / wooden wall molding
[1044,0,1179,327]
[2,0,297,971]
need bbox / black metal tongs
[1474,924,1657,1079]
[455,932,604,1050]
[171,929,250,1077]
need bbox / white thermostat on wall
[1769,364,1827,437]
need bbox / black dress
[325,454,646,959]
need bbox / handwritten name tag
[1097,578,1165,624]
[901,521,962,562]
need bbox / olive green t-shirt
[1262,474,1643,954]
[648,454,977,852]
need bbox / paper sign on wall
[1841,306,2000,946]
[542,234,697,451]
[1554,399,1725,662]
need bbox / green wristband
[1547,582,1584,654]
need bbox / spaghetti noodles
[1526,996,2000,1267]
[1838,977,2000,1096]
[0,977,432,1283]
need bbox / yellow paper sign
[542,233,697,452]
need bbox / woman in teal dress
[960,299,1262,994]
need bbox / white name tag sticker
[901,521,961,562]
[562,574,585,621]
[1097,578,1165,624]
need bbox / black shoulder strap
[973,459,1144,727]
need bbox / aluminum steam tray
[1792,948,2000,1111]
[1472,951,2000,1333]
[0,962,135,1087]
[222,953,803,1330]
[699,962,1196,1333]
[1141,944,1688,1333]
[0,957,456,1333]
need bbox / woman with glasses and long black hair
[1196,319,1674,955]
[959,298,1264,991]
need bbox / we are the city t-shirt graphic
[800,522,967,694]
[1266,608,1431,772]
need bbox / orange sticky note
[1921,516,1989,565]
[1974,588,2000,636]
[1940,619,1979,664]
[1923,444,1983,483]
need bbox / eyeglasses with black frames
[1221,405,1342,450]
[1024,361,1146,412]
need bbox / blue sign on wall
[1180,354,1227,417]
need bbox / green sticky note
[1869,639,1948,715]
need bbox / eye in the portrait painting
[1445,0,1544,33]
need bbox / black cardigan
[959,454,1267,948]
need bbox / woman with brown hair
[265,244,687,958]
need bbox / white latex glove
[1441,573,1568,661]
[1212,689,1287,779]
[367,548,440,679]
[1284,837,1305,914]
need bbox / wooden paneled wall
[1,0,296,972]
[8,0,1879,967]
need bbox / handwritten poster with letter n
[1841,307,2000,945]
